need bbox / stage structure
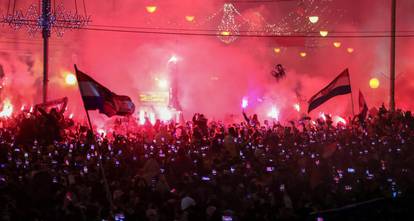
[1,0,90,103]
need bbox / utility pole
[390,0,396,111]
[41,0,51,103]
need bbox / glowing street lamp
[333,42,342,48]
[273,47,281,54]
[146,6,157,13]
[64,72,77,86]
[300,52,307,57]
[308,16,319,24]
[347,48,354,53]
[185,15,195,22]
[369,78,380,89]
[319,30,328,37]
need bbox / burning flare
[0,99,13,118]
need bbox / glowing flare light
[300,52,307,57]
[333,42,342,48]
[293,103,300,112]
[273,47,281,54]
[0,99,13,118]
[241,97,248,109]
[267,106,279,120]
[334,116,347,125]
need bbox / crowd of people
[0,105,413,221]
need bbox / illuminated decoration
[300,52,307,57]
[267,106,279,120]
[146,6,157,13]
[369,78,380,89]
[0,99,13,118]
[319,30,328,37]
[347,48,354,53]
[308,16,319,24]
[273,47,281,54]
[64,72,77,86]
[333,42,342,48]
[293,103,301,112]
[157,79,169,89]
[185,16,195,22]
[1,2,90,37]
[139,92,170,105]
[197,1,341,46]
[217,3,241,44]
[242,97,248,109]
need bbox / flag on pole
[308,69,352,113]
[74,65,135,117]
[358,90,368,120]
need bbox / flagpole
[348,69,356,116]
[73,64,115,218]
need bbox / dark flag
[308,69,352,113]
[74,66,135,117]
[358,90,368,121]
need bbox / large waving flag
[358,90,368,120]
[74,65,135,117]
[308,69,352,113]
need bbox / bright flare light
[139,110,145,125]
[273,47,281,54]
[308,16,319,24]
[319,112,327,121]
[347,48,354,53]
[369,78,380,89]
[97,128,106,136]
[64,73,77,85]
[319,30,328,37]
[168,55,178,64]
[334,116,347,125]
[0,99,13,118]
[241,97,248,109]
[333,42,342,48]
[300,52,307,57]
[158,79,169,89]
[158,107,172,121]
[293,103,301,112]
[267,106,279,120]
[185,15,195,22]
[146,6,157,13]
[69,113,74,119]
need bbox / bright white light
[0,99,13,118]
[69,113,74,119]
[168,55,179,64]
[319,112,327,121]
[158,79,169,89]
[242,97,248,109]
[158,107,172,121]
[149,112,156,125]
[293,103,300,112]
[139,110,145,125]
[267,106,279,120]
[97,128,106,136]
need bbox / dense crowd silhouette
[0,106,413,220]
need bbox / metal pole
[42,0,51,103]
[390,0,396,111]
